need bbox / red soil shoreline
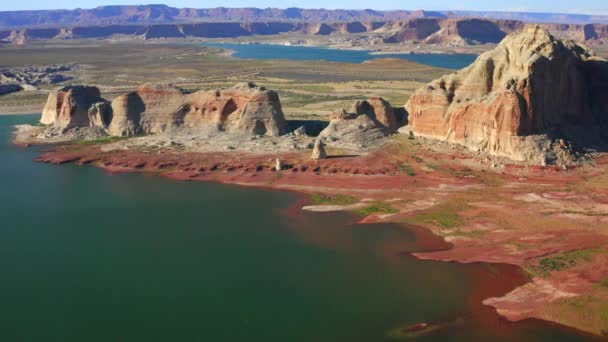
[29,141,608,336]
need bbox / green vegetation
[356,202,398,216]
[279,90,360,108]
[411,211,464,229]
[404,200,468,229]
[531,248,603,276]
[310,193,357,205]
[398,162,416,176]
[77,136,129,145]
[289,84,335,93]
[446,229,485,238]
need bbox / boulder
[40,86,105,129]
[405,25,608,163]
[319,98,397,149]
[352,97,397,131]
[320,109,388,150]
[88,101,112,129]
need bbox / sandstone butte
[40,82,287,137]
[405,25,608,164]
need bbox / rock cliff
[41,86,106,129]
[2,17,608,45]
[405,25,608,164]
[41,82,288,138]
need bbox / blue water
[0,115,592,341]
[204,43,478,69]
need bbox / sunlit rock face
[41,83,288,138]
[405,25,608,163]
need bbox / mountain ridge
[0,5,607,29]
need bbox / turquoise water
[0,115,592,341]
[204,43,478,69]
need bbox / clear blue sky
[0,0,605,15]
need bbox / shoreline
[23,138,608,337]
[0,106,44,116]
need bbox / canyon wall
[385,18,608,46]
[3,18,607,46]
[1,5,607,30]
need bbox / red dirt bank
[33,137,608,336]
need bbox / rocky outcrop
[41,86,105,129]
[41,82,288,138]
[320,98,397,149]
[109,83,188,136]
[385,18,523,45]
[382,19,442,42]
[405,25,608,164]
[0,84,23,95]
[109,82,287,137]
[311,139,327,160]
[352,98,397,131]
[0,64,75,86]
[88,101,112,129]
[384,18,608,46]
[142,24,185,39]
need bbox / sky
[0,0,606,15]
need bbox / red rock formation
[38,82,288,137]
[405,25,608,163]
[41,86,105,128]
[383,19,442,42]
[181,82,287,136]
[352,98,398,131]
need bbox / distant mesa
[405,25,608,165]
[0,6,607,46]
[0,5,607,30]
[40,82,288,138]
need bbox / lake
[203,43,478,69]
[0,114,591,341]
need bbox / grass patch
[310,193,357,206]
[409,211,464,229]
[412,155,424,163]
[356,202,398,216]
[404,200,468,230]
[446,229,486,238]
[531,248,603,277]
[76,136,129,145]
[288,84,335,93]
[398,162,416,176]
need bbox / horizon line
[0,4,604,18]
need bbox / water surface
[204,43,478,69]
[0,115,591,341]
